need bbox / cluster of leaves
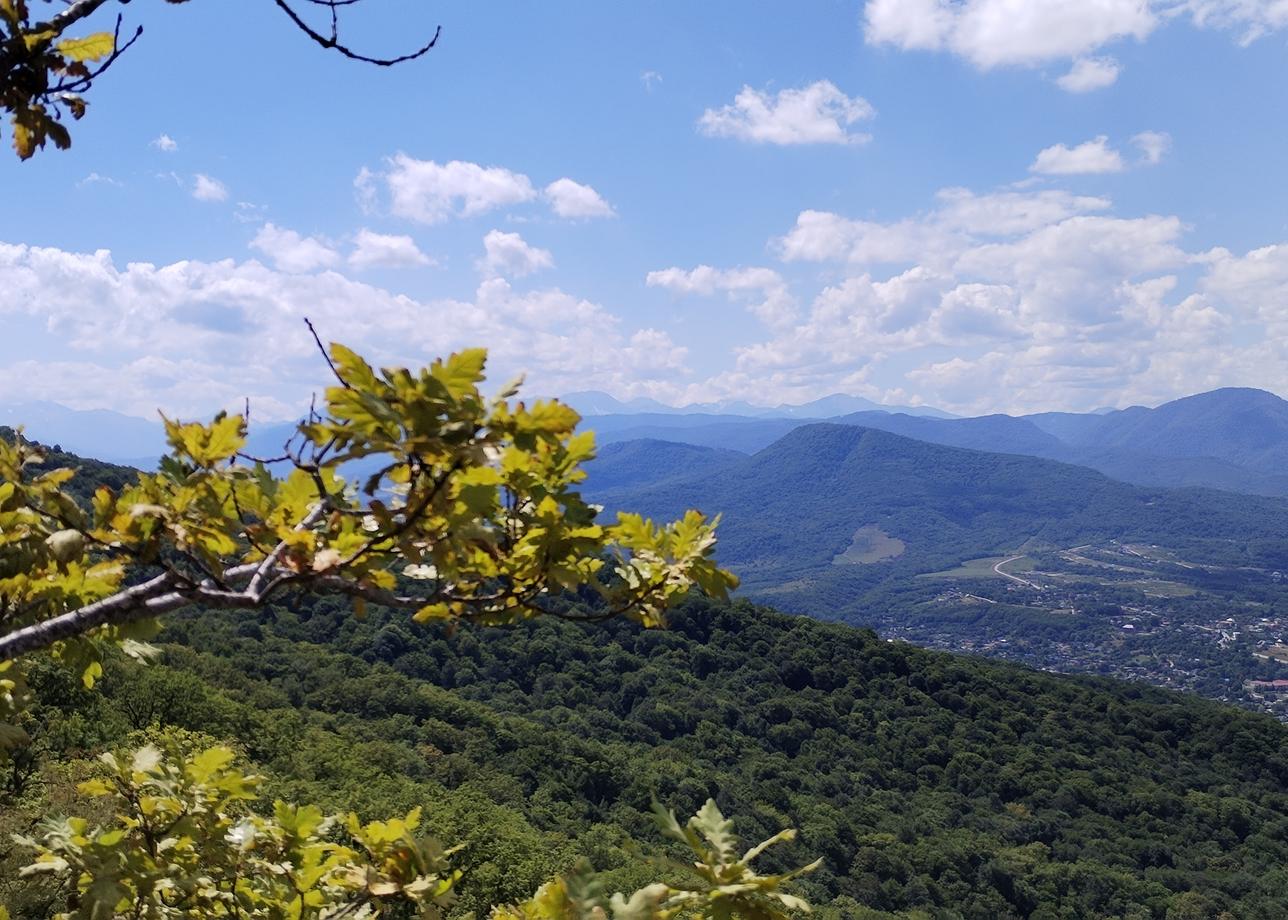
[498,801,817,919]
[19,739,463,918]
[16,736,814,919]
[0,345,823,918]
[0,0,161,158]
[1,0,444,160]
[0,343,735,744]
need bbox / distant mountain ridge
[561,389,956,418]
[589,424,1288,609]
[9,385,1288,497]
[582,386,1288,498]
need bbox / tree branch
[0,572,177,661]
[32,0,116,36]
[271,0,440,66]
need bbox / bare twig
[271,0,441,66]
[304,317,350,389]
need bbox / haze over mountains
[584,387,1288,499]
[8,385,1288,499]
[561,390,955,419]
[588,424,1288,598]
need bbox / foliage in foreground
[1,341,733,737]
[1,0,440,159]
[17,740,813,919]
[0,344,819,917]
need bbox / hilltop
[593,423,1288,585]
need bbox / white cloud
[1057,56,1122,92]
[647,265,797,327]
[777,210,954,266]
[477,230,554,278]
[641,70,663,91]
[150,134,177,152]
[1184,0,1288,44]
[363,155,536,224]
[864,0,1155,69]
[1198,242,1288,327]
[545,178,616,219]
[698,80,875,146]
[348,229,432,270]
[192,174,229,202]
[1132,130,1172,165]
[250,224,339,274]
[683,174,1280,414]
[354,166,378,213]
[934,187,1112,235]
[864,0,1288,76]
[234,202,268,224]
[1031,136,1125,174]
[0,242,685,418]
[77,172,122,189]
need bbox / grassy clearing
[1120,580,1197,598]
[833,525,906,565]
[921,555,1021,579]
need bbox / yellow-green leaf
[55,32,115,62]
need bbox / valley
[588,425,1288,724]
[904,539,1288,717]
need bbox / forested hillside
[8,594,1288,919]
[594,424,1288,590]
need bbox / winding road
[994,555,1043,590]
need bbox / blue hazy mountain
[591,424,1288,596]
[588,387,1288,497]
[1048,388,1288,473]
[582,439,744,494]
[9,386,1288,496]
[562,390,954,419]
[0,401,167,466]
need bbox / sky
[4,0,1288,420]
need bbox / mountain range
[8,385,1288,499]
[583,387,1288,498]
[586,423,1288,611]
[560,389,955,419]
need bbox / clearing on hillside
[833,524,906,565]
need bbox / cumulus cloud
[1185,0,1288,44]
[0,242,686,419]
[1132,130,1172,165]
[477,230,554,278]
[545,178,616,219]
[934,187,1112,235]
[863,0,1288,77]
[698,80,875,145]
[1057,57,1122,92]
[777,210,954,267]
[150,134,177,152]
[250,224,339,273]
[864,0,1155,69]
[677,172,1288,415]
[647,265,797,327]
[1030,136,1125,174]
[1198,242,1288,325]
[192,174,229,202]
[348,229,432,270]
[362,155,537,224]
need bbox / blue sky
[4,0,1288,420]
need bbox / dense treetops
[1,343,832,919]
[10,591,1288,918]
